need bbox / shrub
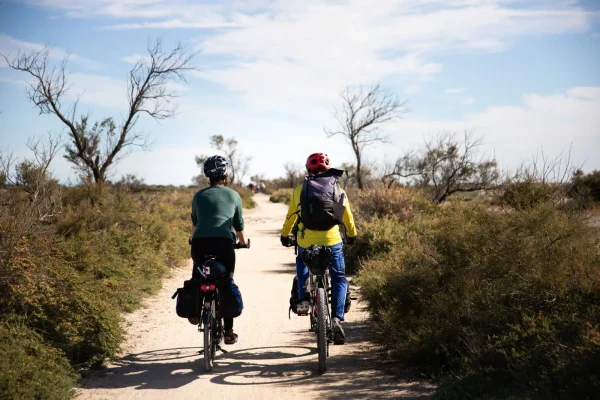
[270,188,293,204]
[499,181,565,210]
[0,184,192,397]
[358,201,600,399]
[571,170,600,203]
[355,187,434,221]
[0,322,78,400]
[345,188,435,274]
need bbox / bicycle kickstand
[217,345,228,354]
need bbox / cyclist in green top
[190,155,248,344]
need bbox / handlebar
[234,239,250,249]
[188,237,251,249]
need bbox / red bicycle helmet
[306,153,331,174]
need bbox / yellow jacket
[281,183,357,248]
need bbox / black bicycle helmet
[203,155,228,178]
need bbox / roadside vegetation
[269,188,293,204]
[350,162,600,399]
[0,145,254,399]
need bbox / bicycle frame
[200,287,222,337]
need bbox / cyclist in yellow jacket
[280,153,357,344]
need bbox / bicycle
[286,238,335,374]
[192,238,250,372]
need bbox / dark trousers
[191,237,236,331]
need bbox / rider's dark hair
[209,175,227,186]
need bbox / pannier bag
[288,275,352,315]
[218,278,244,319]
[172,279,203,318]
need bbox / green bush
[571,170,600,203]
[0,184,192,397]
[355,187,434,221]
[0,322,78,400]
[499,181,563,210]
[270,188,293,204]
[345,188,435,274]
[358,201,600,399]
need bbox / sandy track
[77,194,433,400]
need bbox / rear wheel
[203,309,214,372]
[317,287,328,374]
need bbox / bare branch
[325,83,408,189]
[4,39,195,184]
[394,131,499,203]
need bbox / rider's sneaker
[224,330,238,345]
[332,317,346,345]
[188,317,199,325]
[296,300,310,315]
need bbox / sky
[0,0,599,185]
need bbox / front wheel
[203,309,214,372]
[317,287,328,374]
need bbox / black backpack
[299,168,345,231]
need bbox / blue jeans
[296,243,347,321]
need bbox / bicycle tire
[203,310,214,372]
[317,287,327,374]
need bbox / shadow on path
[80,320,433,399]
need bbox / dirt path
[77,194,433,400]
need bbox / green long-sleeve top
[191,185,245,240]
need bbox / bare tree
[325,84,407,189]
[2,133,63,222]
[381,150,422,188]
[195,135,252,185]
[392,131,499,203]
[501,146,582,212]
[0,149,16,187]
[283,162,303,188]
[3,39,194,184]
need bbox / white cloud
[191,0,590,109]
[386,86,600,172]
[69,73,127,109]
[0,34,103,70]
[121,53,151,64]
[404,84,421,95]
[445,87,467,94]
[21,1,593,111]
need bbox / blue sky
[0,0,599,185]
